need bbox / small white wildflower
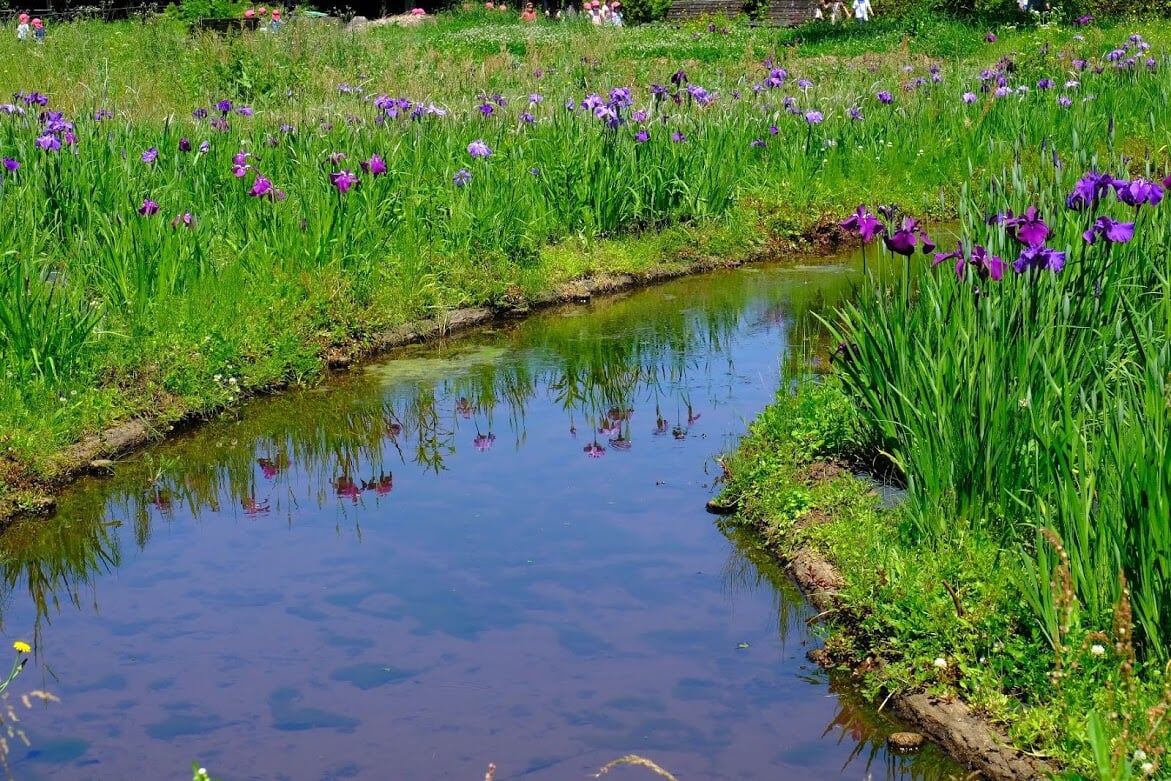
[1090,644,1106,656]
[1141,762,1154,776]
[228,377,237,386]
[1134,749,1148,762]
[933,657,948,669]
[213,374,222,382]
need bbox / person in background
[588,1,601,23]
[829,0,847,23]
[812,0,825,21]
[32,17,44,42]
[610,0,622,25]
[851,0,871,22]
[521,2,538,20]
[16,13,30,40]
[269,8,282,30]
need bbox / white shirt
[852,0,871,19]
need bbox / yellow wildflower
[12,641,30,654]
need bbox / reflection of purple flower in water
[583,442,605,458]
[609,437,632,451]
[598,421,621,437]
[367,473,394,495]
[473,433,496,452]
[334,475,362,503]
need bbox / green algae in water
[365,345,509,386]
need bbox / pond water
[0,251,963,780]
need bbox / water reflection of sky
[2,254,961,780]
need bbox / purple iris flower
[171,212,194,228]
[1006,205,1051,246]
[141,147,158,163]
[36,133,60,152]
[985,32,997,42]
[361,154,387,175]
[249,175,285,200]
[840,205,885,244]
[1083,216,1134,244]
[804,110,823,124]
[650,84,668,97]
[1057,96,1073,108]
[1013,245,1066,274]
[671,131,686,143]
[478,103,495,117]
[797,78,814,90]
[1066,171,1116,210]
[3,158,19,172]
[232,163,250,178]
[519,111,536,125]
[94,108,113,121]
[198,141,210,154]
[193,107,208,120]
[233,150,250,166]
[969,244,1007,281]
[1074,13,1093,24]
[1037,78,1054,90]
[932,242,967,279]
[962,92,978,104]
[329,170,359,194]
[883,217,933,256]
[750,138,766,148]
[178,138,192,152]
[877,90,893,104]
[1114,178,1164,207]
[235,106,254,116]
[634,130,649,143]
[467,140,492,159]
[670,70,688,86]
[581,94,605,112]
[210,117,230,132]
[453,167,472,187]
[216,99,232,115]
[138,198,160,216]
[529,93,544,104]
[609,87,632,108]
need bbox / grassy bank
[718,378,1171,777]
[2,10,1171,519]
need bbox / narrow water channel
[0,251,964,780]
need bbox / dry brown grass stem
[593,754,680,780]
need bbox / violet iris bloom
[1066,171,1116,210]
[634,130,649,143]
[671,131,687,143]
[1114,178,1164,207]
[178,138,192,152]
[198,141,210,154]
[2,158,19,172]
[840,205,885,243]
[193,107,208,119]
[877,90,893,104]
[932,242,966,279]
[883,217,934,256]
[36,133,60,151]
[1013,245,1066,274]
[171,212,194,228]
[969,244,1007,281]
[216,99,233,115]
[138,198,160,216]
[361,154,387,175]
[329,170,359,193]
[848,107,864,120]
[453,168,472,187]
[1083,216,1134,244]
[1006,205,1050,246]
[141,147,159,164]
[249,175,286,200]
[467,140,492,159]
[473,434,496,452]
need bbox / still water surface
[0,253,962,780]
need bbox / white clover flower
[1090,644,1106,656]
[933,657,948,669]
[1141,762,1154,776]
[1134,749,1148,762]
